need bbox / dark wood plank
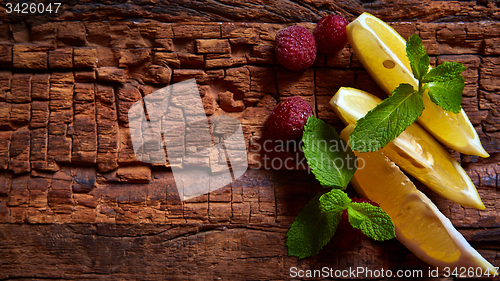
[0,222,497,280]
[0,2,499,279]
[1,0,500,23]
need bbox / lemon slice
[340,124,497,275]
[330,87,484,209]
[347,12,489,158]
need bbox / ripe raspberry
[266,96,314,140]
[313,14,349,54]
[275,26,317,71]
[335,198,380,248]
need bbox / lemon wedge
[330,87,484,209]
[347,12,489,158]
[340,124,497,275]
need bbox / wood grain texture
[0,1,499,279]
[0,223,494,280]
[1,0,500,23]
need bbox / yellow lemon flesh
[346,12,489,158]
[340,124,497,275]
[330,87,484,210]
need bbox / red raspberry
[314,14,349,54]
[335,198,380,248]
[275,26,317,71]
[266,96,314,140]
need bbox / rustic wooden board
[0,1,500,279]
[1,0,500,23]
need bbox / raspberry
[275,26,317,71]
[335,198,380,248]
[313,14,349,54]
[266,96,314,140]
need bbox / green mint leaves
[407,34,430,82]
[286,193,342,259]
[286,116,395,258]
[422,61,467,82]
[350,84,424,152]
[303,116,357,189]
[319,188,351,213]
[287,188,395,258]
[408,34,465,114]
[350,34,466,152]
[423,62,466,114]
[347,202,396,241]
[286,189,349,258]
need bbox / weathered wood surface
[1,0,500,23]
[0,1,500,279]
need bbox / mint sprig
[350,34,467,152]
[303,116,357,189]
[407,34,430,82]
[319,188,351,213]
[350,83,424,152]
[423,62,466,114]
[422,61,467,83]
[286,189,348,258]
[347,202,395,241]
[287,188,395,258]
[286,116,396,258]
[286,193,342,259]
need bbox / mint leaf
[422,61,467,83]
[406,34,430,81]
[424,76,464,114]
[302,116,357,189]
[349,33,468,153]
[347,202,396,241]
[350,84,424,152]
[287,189,351,258]
[421,61,466,113]
[286,194,342,258]
[319,189,351,214]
